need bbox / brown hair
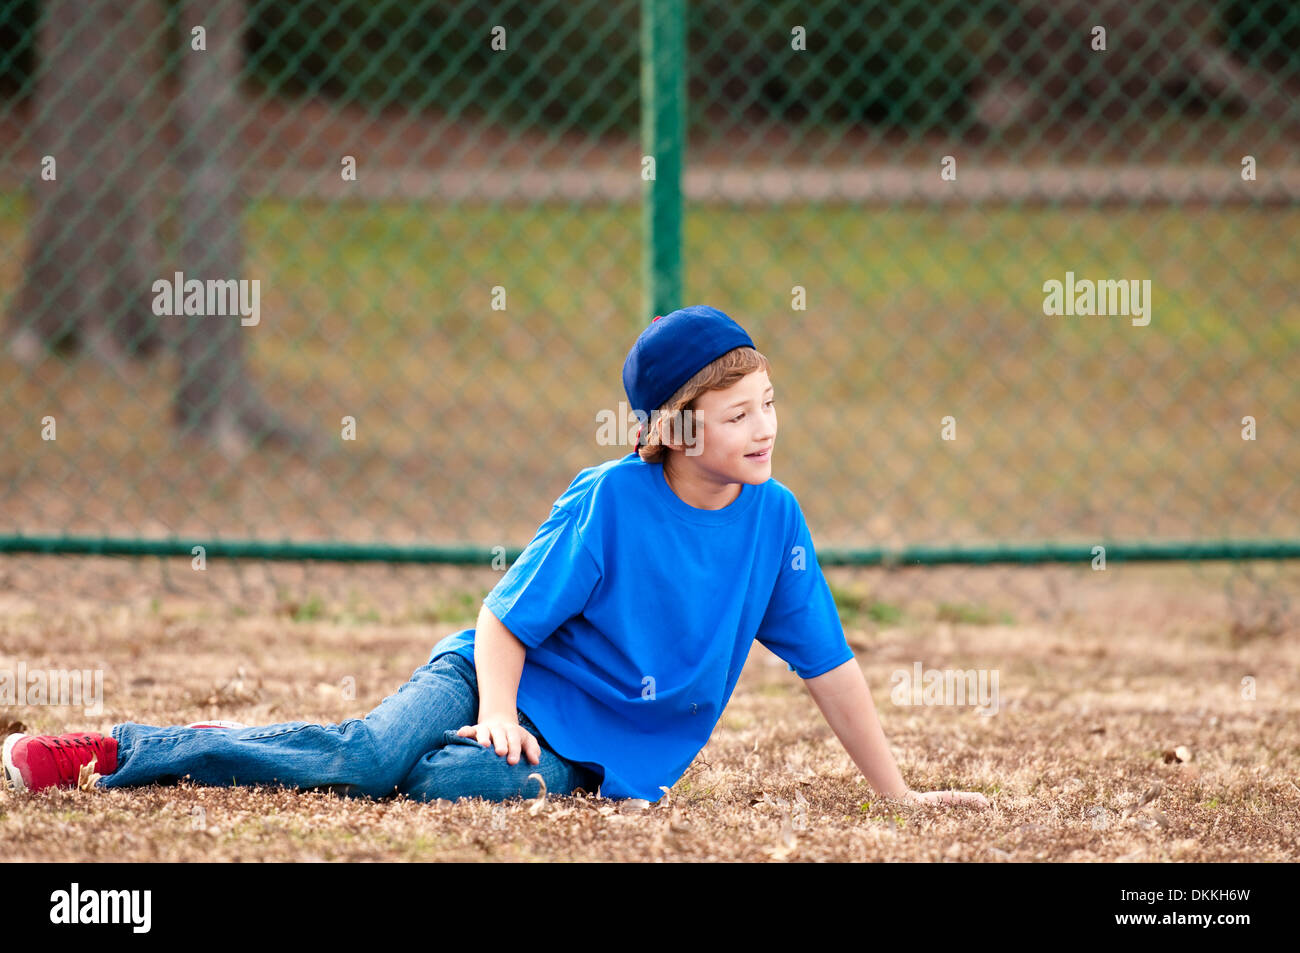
[637,346,771,465]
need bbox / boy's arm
[803,658,909,797]
[804,658,992,808]
[473,603,527,721]
[457,603,543,766]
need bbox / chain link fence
[1,0,1298,624]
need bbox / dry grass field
[2,554,1296,862]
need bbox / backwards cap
[621,305,756,450]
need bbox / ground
[2,554,1296,862]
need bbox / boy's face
[659,369,776,484]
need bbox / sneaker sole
[2,733,27,793]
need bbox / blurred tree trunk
[173,0,303,453]
[8,0,166,364]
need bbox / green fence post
[641,0,685,320]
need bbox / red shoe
[2,732,119,793]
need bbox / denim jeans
[97,648,603,802]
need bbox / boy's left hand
[901,789,991,809]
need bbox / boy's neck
[663,456,743,510]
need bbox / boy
[4,305,988,810]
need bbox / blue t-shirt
[428,450,854,801]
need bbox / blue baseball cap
[622,305,756,450]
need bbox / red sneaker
[2,732,119,793]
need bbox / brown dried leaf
[1123,782,1162,817]
[77,755,102,791]
[527,773,548,815]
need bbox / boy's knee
[397,733,544,804]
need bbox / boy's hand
[900,789,991,809]
[456,718,541,766]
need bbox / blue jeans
[97,649,603,802]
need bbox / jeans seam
[239,723,318,742]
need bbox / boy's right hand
[456,717,541,766]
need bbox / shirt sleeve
[482,504,602,648]
[754,501,855,679]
